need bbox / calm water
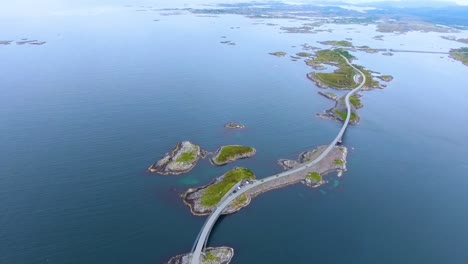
[1,4,468,264]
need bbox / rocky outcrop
[167,246,234,264]
[224,122,245,129]
[318,91,338,101]
[148,141,205,175]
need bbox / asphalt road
[190,54,366,264]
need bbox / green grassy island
[319,40,353,47]
[296,52,313,57]
[306,49,382,89]
[212,145,256,165]
[183,167,255,215]
[201,168,255,206]
[450,47,468,66]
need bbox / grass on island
[333,159,344,166]
[307,49,379,89]
[203,252,221,262]
[269,51,286,56]
[450,47,468,66]
[296,52,312,57]
[320,40,353,47]
[230,194,248,208]
[306,172,322,182]
[335,110,358,122]
[201,168,255,206]
[176,151,196,163]
[215,145,254,163]
[349,96,362,108]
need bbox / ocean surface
[1,3,468,264]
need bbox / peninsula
[148,141,205,175]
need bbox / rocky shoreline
[148,141,206,175]
[316,94,360,125]
[182,167,254,216]
[211,145,256,166]
[167,246,234,264]
[184,145,347,216]
[278,146,348,188]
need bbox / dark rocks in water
[0,40,13,45]
[224,122,245,129]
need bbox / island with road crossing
[165,52,374,264]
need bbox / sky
[1,0,467,18]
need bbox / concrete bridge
[189,55,365,264]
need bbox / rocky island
[277,145,347,187]
[269,51,286,56]
[211,145,256,166]
[183,167,255,215]
[167,246,234,264]
[305,49,386,90]
[316,93,361,125]
[148,141,205,175]
[224,121,245,129]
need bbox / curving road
[190,55,365,264]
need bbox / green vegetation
[203,252,221,262]
[320,40,353,47]
[450,47,468,66]
[307,49,355,65]
[333,159,344,166]
[307,49,379,89]
[176,151,196,163]
[201,168,255,206]
[335,110,358,122]
[269,51,286,56]
[296,52,312,57]
[349,96,362,108]
[215,145,254,163]
[231,194,248,208]
[306,172,322,182]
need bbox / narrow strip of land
[189,55,366,264]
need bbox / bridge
[189,55,365,264]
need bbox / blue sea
[1,3,468,264]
